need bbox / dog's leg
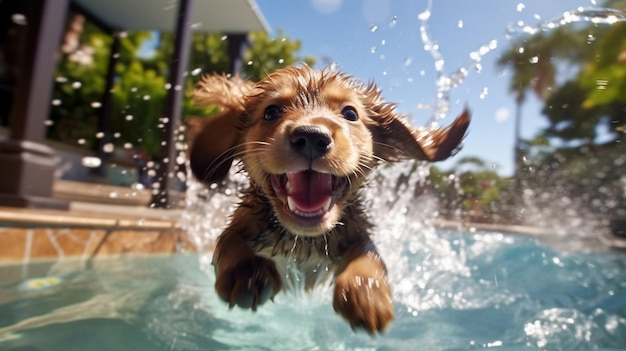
[333,239,394,334]
[212,206,282,311]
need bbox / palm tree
[496,27,586,189]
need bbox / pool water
[0,229,625,351]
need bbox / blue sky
[254,0,599,176]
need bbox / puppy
[189,65,470,334]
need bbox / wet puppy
[189,65,469,333]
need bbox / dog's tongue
[286,171,332,212]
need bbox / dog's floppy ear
[370,105,471,162]
[187,74,255,183]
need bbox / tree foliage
[428,157,509,221]
[498,0,626,221]
[50,19,315,158]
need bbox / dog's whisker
[199,146,268,182]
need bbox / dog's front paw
[333,274,394,334]
[215,256,282,311]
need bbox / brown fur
[189,65,470,334]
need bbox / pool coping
[0,202,180,230]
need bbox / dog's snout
[290,125,333,159]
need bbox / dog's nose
[290,125,333,159]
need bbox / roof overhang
[72,0,270,33]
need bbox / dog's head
[189,65,470,237]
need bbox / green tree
[498,0,626,222]
[49,16,111,148]
[428,157,509,222]
[241,30,316,82]
[51,23,316,159]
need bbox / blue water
[0,230,625,351]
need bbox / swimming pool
[1,228,624,351]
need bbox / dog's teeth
[287,196,297,212]
[286,179,292,194]
[287,196,331,217]
[322,197,331,212]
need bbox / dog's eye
[341,107,358,121]
[263,105,283,121]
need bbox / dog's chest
[252,230,338,291]
[266,251,335,291]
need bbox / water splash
[417,0,498,123]
[508,7,626,35]
[178,2,626,342]
[417,4,626,124]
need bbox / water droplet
[596,79,608,90]
[142,95,150,101]
[125,115,133,121]
[247,60,253,66]
[103,143,115,153]
[479,87,488,99]
[113,132,121,138]
[390,16,397,25]
[55,77,68,83]
[51,99,61,106]
[109,192,118,198]
[77,139,86,145]
[516,3,525,12]
[165,83,171,90]
[369,24,378,32]
[370,46,377,53]
[418,10,430,21]
[71,81,82,89]
[81,156,102,168]
[123,143,133,149]
[434,59,444,71]
[457,20,464,28]
[191,68,202,76]
[529,56,539,64]
[44,120,54,126]
[278,58,284,64]
[220,35,228,41]
[11,14,27,25]
[91,101,102,108]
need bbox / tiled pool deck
[0,202,193,263]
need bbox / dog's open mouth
[270,170,347,224]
